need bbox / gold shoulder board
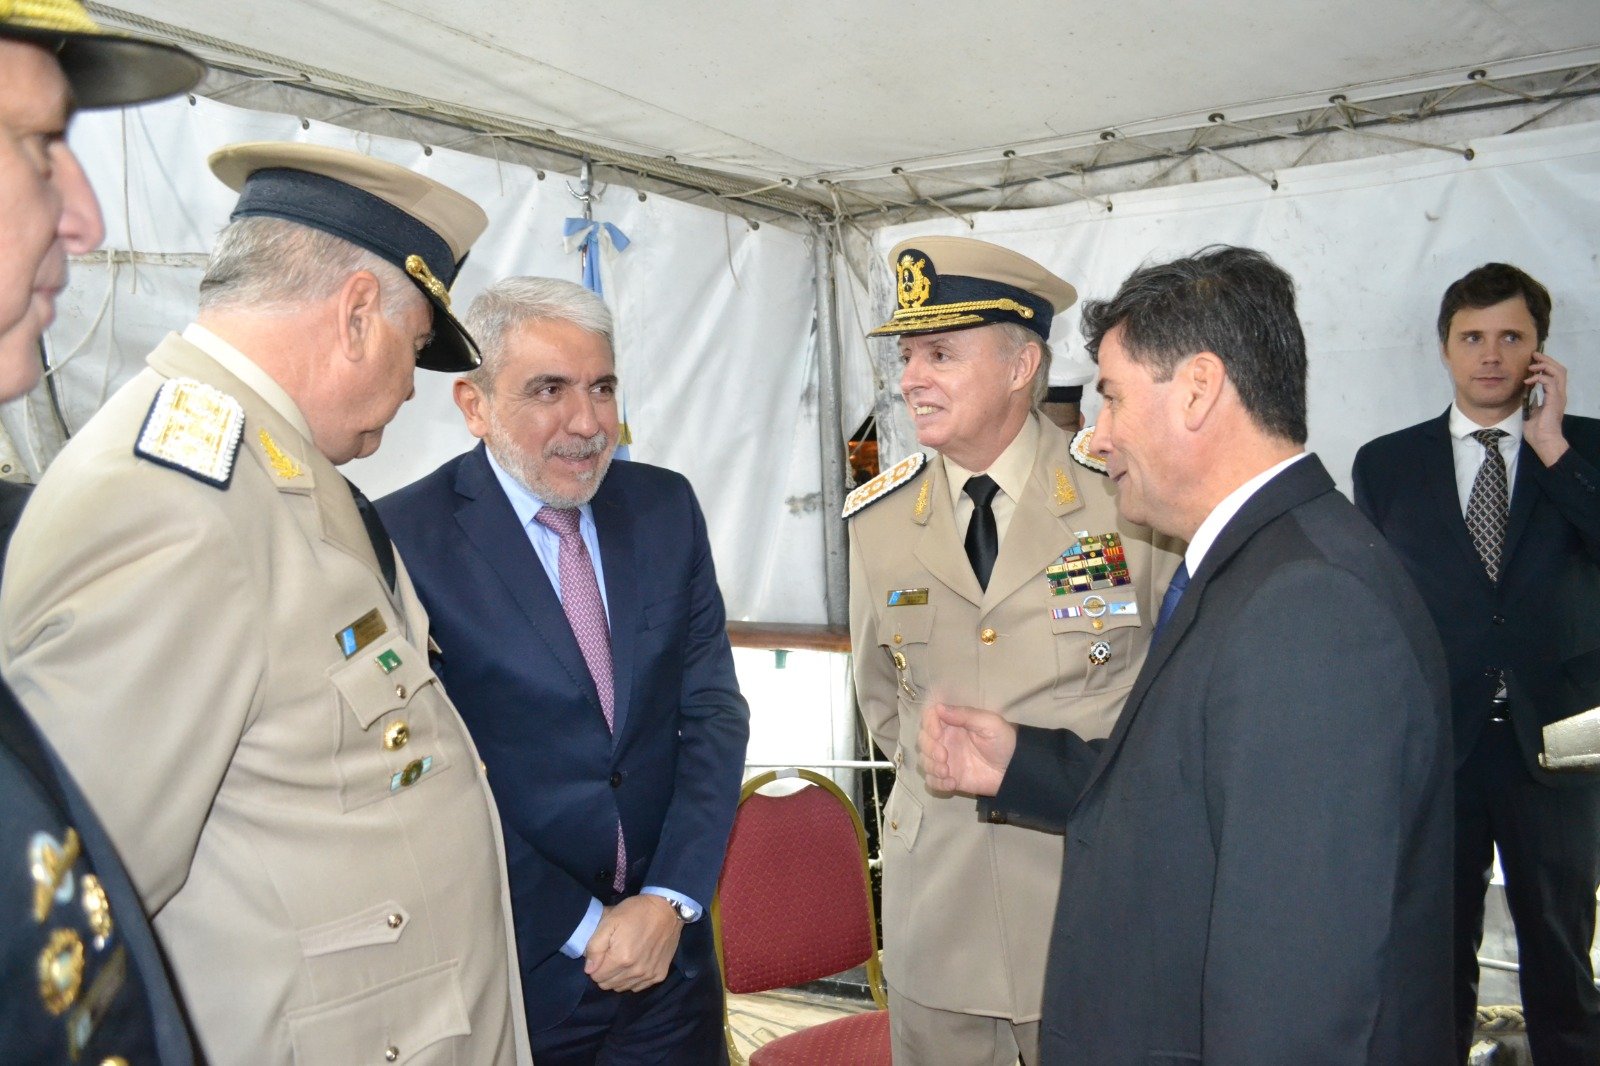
[1069,426,1108,477]
[843,452,926,518]
[133,378,245,489]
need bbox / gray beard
[485,413,615,509]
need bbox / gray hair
[463,277,615,391]
[996,321,1054,406]
[198,217,423,320]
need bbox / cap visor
[416,295,481,373]
[49,34,204,109]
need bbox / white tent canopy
[6,2,1599,626]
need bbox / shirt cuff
[641,886,702,922]
[560,897,605,958]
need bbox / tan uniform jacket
[848,417,1183,1021]
[0,335,533,1066]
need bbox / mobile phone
[1524,347,1546,419]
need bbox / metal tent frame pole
[811,223,849,627]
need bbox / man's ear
[336,270,385,363]
[453,377,491,440]
[1179,351,1228,431]
[1010,339,1042,396]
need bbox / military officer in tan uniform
[1,143,533,1065]
[846,236,1183,1065]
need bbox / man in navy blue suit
[1354,263,1600,1064]
[379,277,750,1065]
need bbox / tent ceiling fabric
[92,1,1600,220]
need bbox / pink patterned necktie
[534,506,626,892]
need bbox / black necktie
[963,474,1000,591]
[1465,428,1509,583]
[348,479,397,592]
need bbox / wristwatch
[668,899,697,923]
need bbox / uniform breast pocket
[1050,591,1145,698]
[879,604,935,701]
[329,634,452,813]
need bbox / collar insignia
[1054,467,1077,506]
[258,429,305,481]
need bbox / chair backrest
[713,769,885,1001]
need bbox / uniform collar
[182,322,314,442]
[941,412,1041,509]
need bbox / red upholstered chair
[713,768,891,1065]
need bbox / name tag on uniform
[336,608,387,659]
[886,588,929,607]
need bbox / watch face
[671,900,695,922]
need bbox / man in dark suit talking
[1354,263,1600,1064]
[379,277,749,1065]
[921,246,1455,1064]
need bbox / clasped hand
[583,894,682,993]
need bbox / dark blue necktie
[1153,561,1190,642]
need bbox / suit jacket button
[610,772,623,788]
[385,1047,399,1062]
[1492,615,1506,625]
[987,810,1007,824]
[595,870,610,885]
[980,628,998,645]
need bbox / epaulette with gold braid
[842,452,926,518]
[1069,426,1108,476]
[132,378,244,489]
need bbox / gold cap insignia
[405,254,451,309]
[897,254,932,311]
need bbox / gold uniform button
[890,820,899,830]
[980,628,998,645]
[386,912,404,929]
[479,759,487,774]
[385,1046,400,1062]
[892,634,903,645]
[1092,619,1104,631]
[101,1059,129,1066]
[383,721,410,751]
[394,684,407,700]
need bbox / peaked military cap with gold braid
[868,235,1077,340]
[0,0,202,108]
[209,142,488,373]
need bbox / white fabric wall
[16,95,825,622]
[845,119,1600,492]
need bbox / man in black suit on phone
[1353,263,1600,1064]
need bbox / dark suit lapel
[452,445,605,721]
[1420,412,1489,585]
[592,478,636,741]
[1073,455,1335,807]
[1502,439,1539,571]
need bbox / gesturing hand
[919,702,1018,797]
